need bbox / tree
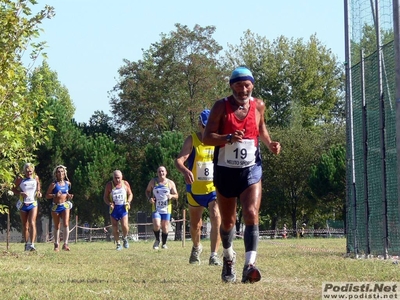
[78,110,116,138]
[0,0,54,215]
[26,60,77,229]
[29,61,76,169]
[0,59,77,232]
[309,144,346,220]
[29,60,76,178]
[350,24,394,64]
[110,24,227,147]
[223,30,346,230]
[72,134,127,226]
[261,124,344,230]
[224,31,344,128]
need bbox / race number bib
[112,189,125,205]
[224,139,256,167]
[156,198,168,209]
[154,185,170,214]
[196,161,213,181]
[156,197,168,214]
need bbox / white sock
[210,252,218,257]
[245,251,257,265]
[64,226,70,244]
[55,229,60,244]
[223,247,234,260]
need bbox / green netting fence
[346,40,400,257]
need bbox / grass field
[0,238,399,300]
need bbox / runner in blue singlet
[45,165,74,251]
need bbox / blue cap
[199,109,210,126]
[229,66,254,85]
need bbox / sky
[29,0,345,123]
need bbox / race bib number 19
[224,139,256,167]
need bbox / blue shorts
[51,202,72,214]
[214,164,262,198]
[186,191,217,208]
[152,211,171,221]
[110,204,128,221]
[17,201,37,212]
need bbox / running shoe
[28,244,36,252]
[123,238,129,249]
[116,243,122,251]
[162,244,168,249]
[153,240,160,250]
[54,243,59,252]
[24,243,29,251]
[62,244,70,251]
[241,264,262,283]
[221,252,236,283]
[209,255,222,266]
[189,245,203,264]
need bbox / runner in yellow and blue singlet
[175,109,222,265]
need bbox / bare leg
[28,207,38,246]
[111,217,119,244]
[188,206,203,248]
[208,200,221,254]
[121,215,129,238]
[52,212,61,251]
[63,209,70,243]
[20,211,29,244]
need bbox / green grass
[0,238,399,300]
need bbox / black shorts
[214,164,262,198]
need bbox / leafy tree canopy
[225,31,344,128]
[261,122,345,229]
[0,0,54,200]
[110,24,227,147]
[309,144,346,220]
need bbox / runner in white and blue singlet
[103,170,133,250]
[145,166,178,250]
[13,163,42,251]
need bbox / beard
[232,90,252,105]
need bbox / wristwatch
[226,134,232,144]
